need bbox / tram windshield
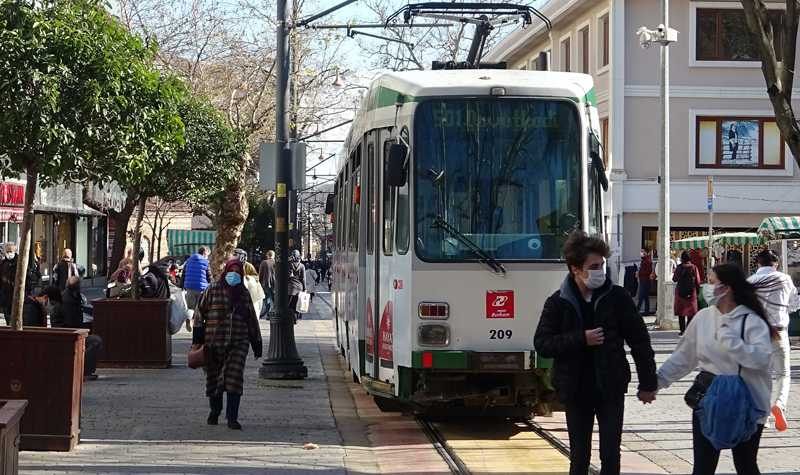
[414,98,582,261]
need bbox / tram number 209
[489,329,512,340]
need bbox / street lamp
[638,1,678,330]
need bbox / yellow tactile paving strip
[435,420,571,474]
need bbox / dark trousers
[565,393,625,475]
[209,392,241,422]
[84,335,103,376]
[637,280,651,315]
[679,315,694,334]
[692,412,763,475]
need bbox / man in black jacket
[52,277,103,380]
[534,231,657,475]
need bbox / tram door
[364,130,378,378]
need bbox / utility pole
[637,1,678,329]
[260,0,307,380]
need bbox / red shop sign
[0,182,24,207]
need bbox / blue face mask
[225,272,242,286]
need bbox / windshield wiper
[432,215,506,276]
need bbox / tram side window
[396,170,410,255]
[383,141,397,255]
[367,142,375,255]
[588,164,603,235]
[349,168,361,251]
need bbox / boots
[226,392,242,430]
[207,394,223,425]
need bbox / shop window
[696,116,785,169]
[696,8,784,61]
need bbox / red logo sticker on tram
[486,290,514,319]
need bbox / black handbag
[684,314,750,409]
[684,371,716,409]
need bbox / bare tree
[741,1,800,166]
[142,197,184,262]
[115,0,352,273]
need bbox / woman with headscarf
[192,259,263,430]
[673,251,702,336]
[288,249,306,321]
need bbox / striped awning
[167,229,217,256]
[671,232,764,250]
[757,216,800,240]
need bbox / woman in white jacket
[657,263,775,474]
[243,262,265,317]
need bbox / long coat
[192,283,262,396]
[672,263,701,317]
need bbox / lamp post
[637,1,678,329]
[260,0,307,380]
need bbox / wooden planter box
[0,400,27,475]
[0,328,87,451]
[92,299,172,368]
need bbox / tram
[327,68,607,415]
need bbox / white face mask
[703,284,727,307]
[583,267,607,290]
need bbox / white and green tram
[328,68,606,415]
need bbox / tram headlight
[418,302,449,320]
[418,324,450,347]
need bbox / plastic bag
[168,283,188,335]
[297,291,311,314]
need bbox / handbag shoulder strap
[738,313,748,375]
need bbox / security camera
[636,26,655,48]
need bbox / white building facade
[487,0,800,278]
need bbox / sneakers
[227,420,242,430]
[772,405,788,432]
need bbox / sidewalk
[535,320,800,474]
[20,286,350,474]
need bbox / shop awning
[757,216,800,240]
[167,229,217,256]
[671,232,764,250]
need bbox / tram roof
[368,69,595,105]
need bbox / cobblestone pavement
[19,286,351,475]
[537,318,800,474]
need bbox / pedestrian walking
[288,250,306,321]
[673,251,702,335]
[243,262,265,317]
[637,249,654,315]
[657,263,776,474]
[258,250,275,319]
[534,231,657,475]
[182,247,212,331]
[748,249,798,431]
[53,249,79,291]
[192,259,262,430]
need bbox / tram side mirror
[589,135,609,191]
[325,193,335,214]
[386,143,408,187]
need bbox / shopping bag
[168,283,188,335]
[297,291,311,314]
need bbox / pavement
[536,316,800,475]
[16,285,800,474]
[20,284,350,475]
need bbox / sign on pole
[258,142,307,191]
